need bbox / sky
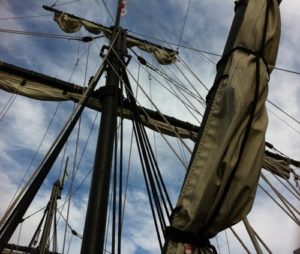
[0,0,299,253]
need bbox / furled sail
[0,61,196,140]
[165,0,281,253]
[1,60,298,181]
[43,5,177,65]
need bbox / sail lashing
[165,0,282,253]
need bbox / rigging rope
[2,102,62,227]
[142,60,203,124]
[122,64,175,250]
[0,93,18,123]
[215,235,221,253]
[258,183,299,224]
[146,59,205,107]
[106,47,193,165]
[250,226,272,254]
[96,0,115,23]
[178,56,211,91]
[62,115,82,254]
[51,0,80,7]
[261,174,300,218]
[118,84,124,254]
[149,56,206,108]
[225,229,231,254]
[272,173,300,201]
[0,14,52,20]
[121,70,140,232]
[177,0,192,50]
[267,99,300,126]
[130,31,300,136]
[112,125,118,254]
[229,227,251,254]
[128,29,300,76]
[268,108,300,135]
[0,28,104,41]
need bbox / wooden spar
[0,60,199,140]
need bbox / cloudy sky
[0,0,299,253]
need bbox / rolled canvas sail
[49,8,177,65]
[0,61,294,178]
[165,0,281,253]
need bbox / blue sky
[0,0,299,253]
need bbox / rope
[121,76,140,231]
[251,226,272,254]
[224,229,231,254]
[128,29,300,76]
[62,115,82,253]
[267,99,300,126]
[272,173,300,201]
[0,28,81,40]
[118,86,124,254]
[123,67,175,250]
[62,41,91,253]
[215,235,221,253]
[131,31,300,137]
[145,25,209,105]
[243,218,263,254]
[149,59,205,114]
[1,102,61,227]
[111,126,118,254]
[16,222,22,246]
[274,66,300,75]
[131,50,204,104]
[269,108,300,135]
[178,0,192,50]
[178,56,211,91]
[0,92,17,122]
[0,14,52,20]
[143,63,202,124]
[131,115,164,250]
[229,227,251,254]
[52,0,80,7]
[122,64,193,153]
[0,28,104,42]
[0,93,18,123]
[105,178,115,251]
[106,48,192,167]
[66,234,73,254]
[57,207,83,239]
[258,183,299,224]
[149,74,159,160]
[174,60,207,103]
[96,0,115,23]
[261,174,300,219]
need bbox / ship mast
[80,0,125,253]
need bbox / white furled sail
[165,0,281,253]
[44,6,177,65]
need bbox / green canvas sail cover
[165,0,281,253]
[44,6,177,65]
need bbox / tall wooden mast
[80,1,125,253]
